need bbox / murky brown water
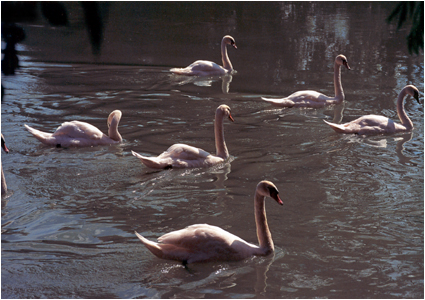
[1,2,423,298]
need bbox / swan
[170,35,237,76]
[1,134,9,196]
[261,54,351,107]
[135,180,283,265]
[24,110,122,147]
[131,104,233,169]
[324,85,421,135]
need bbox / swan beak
[228,114,235,122]
[413,90,421,104]
[233,44,237,49]
[343,61,351,70]
[1,137,9,153]
[274,194,283,206]
[269,188,283,205]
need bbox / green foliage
[387,1,424,55]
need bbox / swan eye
[414,90,420,103]
[267,186,279,197]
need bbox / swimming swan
[261,54,350,107]
[324,85,421,135]
[135,180,283,264]
[24,110,122,147]
[131,104,233,169]
[170,35,237,76]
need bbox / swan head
[256,180,283,205]
[1,134,9,153]
[107,110,122,128]
[404,85,421,104]
[223,35,237,49]
[335,54,350,70]
[217,104,234,122]
[107,110,123,142]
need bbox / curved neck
[1,164,6,196]
[221,41,232,71]
[333,63,344,101]
[254,193,274,255]
[397,89,413,129]
[214,112,228,159]
[108,116,122,142]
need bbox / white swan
[324,85,421,135]
[1,134,9,196]
[132,104,233,169]
[135,180,283,265]
[170,35,237,76]
[261,54,351,107]
[24,110,122,147]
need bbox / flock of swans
[2,34,421,266]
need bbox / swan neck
[254,193,274,255]
[215,111,228,159]
[108,116,122,142]
[221,40,232,71]
[334,62,344,101]
[397,89,413,129]
[1,164,6,196]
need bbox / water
[1,2,423,298]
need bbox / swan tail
[261,97,294,107]
[170,67,193,75]
[131,150,170,169]
[323,120,348,133]
[135,231,166,259]
[24,124,57,144]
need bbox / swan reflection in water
[339,131,418,165]
[170,73,233,94]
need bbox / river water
[1,2,423,298]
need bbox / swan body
[170,35,237,76]
[1,134,9,196]
[324,85,420,135]
[24,110,122,147]
[261,54,350,107]
[135,180,283,264]
[132,104,234,169]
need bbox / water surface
[1,2,423,298]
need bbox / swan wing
[53,121,105,140]
[163,143,211,160]
[171,60,226,76]
[325,115,396,134]
[158,224,254,262]
[262,91,336,107]
[132,144,216,169]
[159,143,221,168]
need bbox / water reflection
[170,73,233,94]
